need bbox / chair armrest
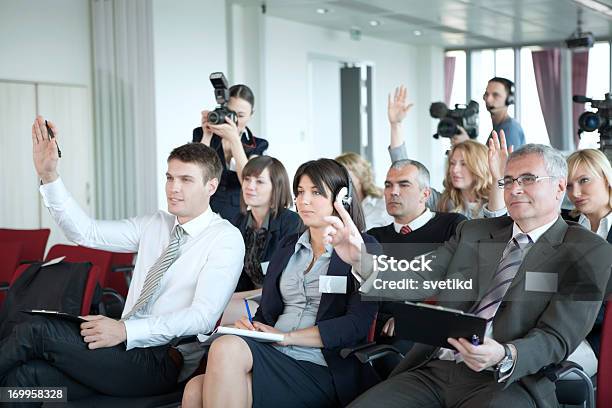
[542,361,594,408]
[542,361,583,382]
[340,342,403,364]
[112,265,134,273]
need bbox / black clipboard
[391,302,486,349]
[23,310,86,324]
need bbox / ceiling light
[369,20,380,27]
[316,8,329,14]
[573,0,612,13]
[413,30,422,36]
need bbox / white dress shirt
[362,195,394,230]
[392,208,435,234]
[40,178,245,350]
[578,211,612,239]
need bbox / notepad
[23,309,86,324]
[197,326,284,344]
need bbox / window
[579,42,611,149]
[519,47,549,145]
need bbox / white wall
[0,0,92,86]
[260,16,445,190]
[152,0,229,209]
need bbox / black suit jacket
[231,209,302,291]
[253,233,381,407]
[370,216,611,408]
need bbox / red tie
[400,225,412,235]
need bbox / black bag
[0,261,100,339]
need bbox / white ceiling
[232,0,612,48]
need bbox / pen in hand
[244,299,253,325]
[45,120,62,158]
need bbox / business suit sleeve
[503,239,612,386]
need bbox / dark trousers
[349,359,537,408]
[0,317,180,400]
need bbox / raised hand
[32,116,60,184]
[387,85,414,125]
[487,129,513,182]
[322,188,365,272]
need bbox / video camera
[573,93,612,161]
[430,100,479,140]
[208,72,237,125]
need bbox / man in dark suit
[324,144,612,407]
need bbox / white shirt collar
[174,207,214,238]
[511,217,558,243]
[393,208,435,234]
[577,211,612,240]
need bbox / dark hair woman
[193,84,268,221]
[182,158,380,408]
[220,156,302,325]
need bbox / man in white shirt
[324,144,612,408]
[0,116,244,399]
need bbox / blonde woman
[336,152,393,229]
[565,148,611,359]
[387,85,507,219]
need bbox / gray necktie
[472,233,534,322]
[123,225,185,320]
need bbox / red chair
[597,300,612,407]
[11,263,101,316]
[107,252,135,298]
[0,228,50,264]
[0,242,22,305]
[45,244,113,288]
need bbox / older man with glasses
[324,144,612,408]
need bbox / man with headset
[484,77,526,149]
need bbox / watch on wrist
[496,343,514,374]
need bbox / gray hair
[508,144,567,179]
[390,159,430,189]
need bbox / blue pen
[244,299,253,323]
[471,334,480,346]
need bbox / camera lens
[438,119,458,138]
[578,111,601,132]
[208,111,221,125]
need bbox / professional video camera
[208,72,237,125]
[573,93,612,162]
[429,100,479,140]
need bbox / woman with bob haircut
[182,158,381,408]
[221,156,301,324]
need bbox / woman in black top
[221,156,301,324]
[193,84,268,221]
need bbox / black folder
[391,302,487,349]
[23,309,86,324]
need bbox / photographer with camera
[388,85,507,219]
[484,77,525,149]
[193,73,268,221]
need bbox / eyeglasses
[498,174,555,189]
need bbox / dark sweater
[367,211,466,246]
